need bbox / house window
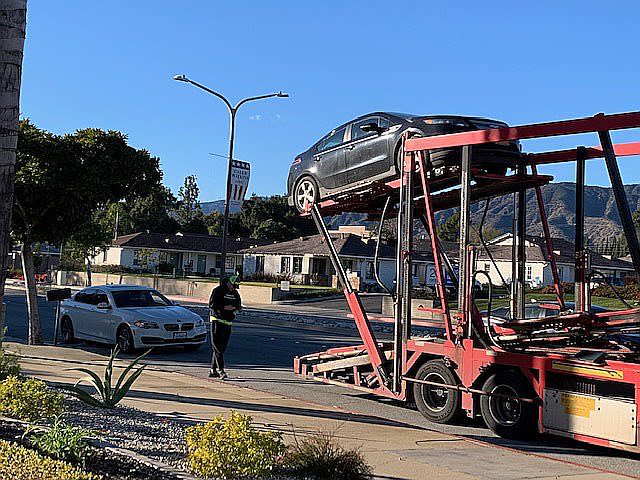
[255,256,265,274]
[484,263,490,273]
[280,256,291,274]
[215,255,222,269]
[133,250,141,266]
[310,257,327,275]
[159,251,168,263]
[103,249,108,262]
[343,259,353,272]
[366,261,374,279]
[526,265,532,280]
[558,266,564,281]
[292,256,303,274]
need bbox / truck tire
[413,359,461,423]
[480,370,538,439]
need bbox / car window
[491,307,510,319]
[317,127,346,152]
[525,305,540,318]
[351,117,378,141]
[111,289,172,308]
[94,291,109,306]
[75,289,95,305]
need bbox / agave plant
[63,347,150,408]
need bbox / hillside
[200,183,640,246]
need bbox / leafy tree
[252,219,295,241]
[176,175,205,230]
[13,120,162,344]
[0,0,26,337]
[437,211,461,242]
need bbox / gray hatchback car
[287,112,521,212]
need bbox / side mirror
[360,122,383,134]
[172,300,181,306]
[96,302,111,310]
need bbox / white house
[90,232,270,276]
[480,233,635,287]
[240,232,434,290]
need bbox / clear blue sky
[22,1,640,201]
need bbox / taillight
[292,157,302,166]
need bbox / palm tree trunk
[21,241,41,344]
[0,0,26,337]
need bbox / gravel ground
[62,397,190,471]
[61,397,298,480]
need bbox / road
[4,287,639,478]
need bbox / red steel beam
[526,141,640,165]
[405,111,640,152]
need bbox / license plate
[173,332,187,339]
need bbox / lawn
[473,292,636,311]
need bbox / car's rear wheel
[479,370,538,439]
[60,316,75,344]
[413,359,462,423]
[293,176,319,213]
[116,325,135,354]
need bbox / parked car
[287,112,521,212]
[60,285,207,353]
[483,301,608,326]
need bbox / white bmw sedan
[60,284,207,353]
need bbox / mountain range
[200,183,640,246]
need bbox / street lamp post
[173,74,288,282]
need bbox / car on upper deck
[287,112,521,212]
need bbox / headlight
[196,319,205,327]
[133,321,159,329]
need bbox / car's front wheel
[293,176,319,213]
[116,325,135,354]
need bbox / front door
[197,254,207,274]
[313,126,348,189]
[346,116,391,183]
[93,289,118,341]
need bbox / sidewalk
[8,343,633,480]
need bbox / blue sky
[22,1,640,201]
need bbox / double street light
[173,74,288,282]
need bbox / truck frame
[294,111,640,452]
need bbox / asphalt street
[4,287,639,478]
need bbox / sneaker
[208,370,220,378]
[219,371,228,380]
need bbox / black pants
[210,321,232,372]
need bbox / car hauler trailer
[293,111,640,452]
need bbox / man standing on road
[208,274,241,379]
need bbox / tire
[183,344,202,352]
[60,316,75,344]
[413,359,462,423]
[293,176,319,213]
[116,325,135,354]
[480,370,538,439]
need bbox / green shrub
[26,416,92,463]
[0,376,65,422]
[283,430,372,480]
[0,332,20,380]
[186,411,285,478]
[0,439,97,480]
[63,347,149,409]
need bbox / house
[240,231,434,290]
[482,233,635,287]
[8,243,60,274]
[90,232,271,276]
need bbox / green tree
[176,175,206,232]
[252,219,295,241]
[14,121,163,343]
[437,211,460,242]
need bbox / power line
[208,152,250,162]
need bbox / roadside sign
[280,280,290,291]
[46,288,71,302]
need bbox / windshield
[111,289,172,308]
